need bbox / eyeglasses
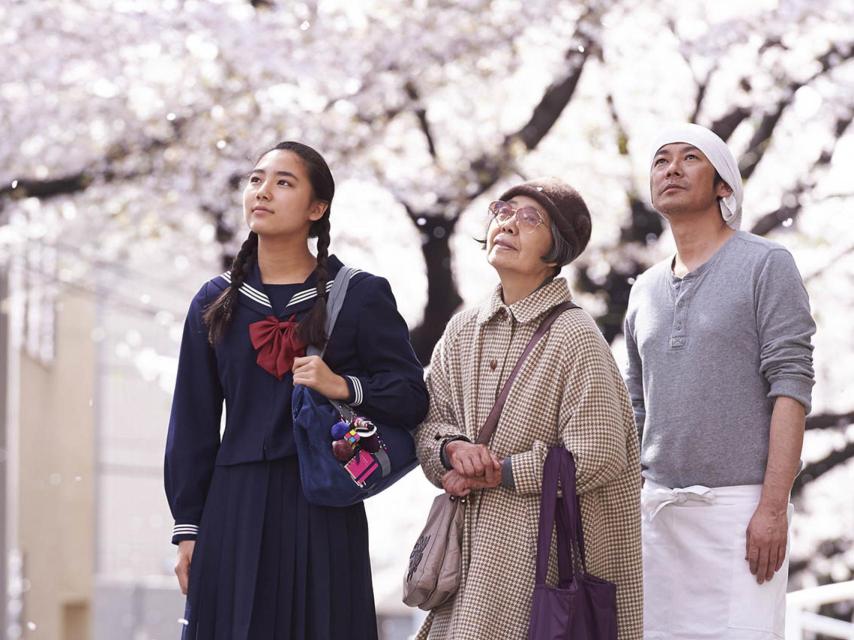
[488,200,545,231]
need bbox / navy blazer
[164,256,429,543]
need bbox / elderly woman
[413,179,642,640]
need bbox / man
[624,123,815,639]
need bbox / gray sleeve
[623,302,646,439]
[500,457,515,489]
[755,249,816,413]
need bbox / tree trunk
[409,216,461,364]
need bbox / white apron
[642,481,793,639]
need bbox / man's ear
[309,200,328,221]
[717,180,733,199]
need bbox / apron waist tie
[644,485,716,521]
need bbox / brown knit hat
[498,177,592,264]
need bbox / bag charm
[291,265,419,507]
[329,415,383,483]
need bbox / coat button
[489,359,497,371]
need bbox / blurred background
[1,0,852,638]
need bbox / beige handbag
[402,301,577,611]
[402,491,465,610]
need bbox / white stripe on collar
[284,270,361,308]
[219,269,362,311]
[219,272,272,308]
[286,280,335,306]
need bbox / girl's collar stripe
[220,272,268,300]
[286,281,335,306]
[218,273,273,308]
[218,268,362,310]
[285,270,362,307]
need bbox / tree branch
[1,117,186,205]
[806,411,854,430]
[663,16,716,122]
[792,440,854,496]
[750,112,853,236]
[404,80,438,160]
[712,39,853,146]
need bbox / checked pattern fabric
[414,278,643,640]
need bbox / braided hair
[203,141,335,347]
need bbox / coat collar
[476,277,573,326]
[215,255,346,317]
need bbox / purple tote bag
[527,447,618,640]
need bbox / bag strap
[306,265,358,360]
[475,300,578,445]
[305,266,358,422]
[534,447,587,585]
[558,449,588,575]
[534,447,574,584]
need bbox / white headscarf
[649,123,744,229]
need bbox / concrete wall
[17,289,95,640]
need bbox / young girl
[165,141,428,639]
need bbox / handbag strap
[534,448,563,585]
[305,265,358,421]
[534,447,587,585]
[475,300,578,445]
[306,265,358,359]
[558,449,588,574]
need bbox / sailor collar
[216,255,352,317]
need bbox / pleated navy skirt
[181,456,378,640]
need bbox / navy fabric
[292,385,418,506]
[181,457,377,640]
[164,255,429,541]
[264,282,302,316]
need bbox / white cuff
[173,523,199,537]
[347,375,363,406]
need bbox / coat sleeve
[164,283,224,545]
[755,249,816,413]
[507,321,631,496]
[414,318,468,488]
[344,276,429,429]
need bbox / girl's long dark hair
[203,141,334,347]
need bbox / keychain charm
[329,413,383,484]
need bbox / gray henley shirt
[624,231,815,488]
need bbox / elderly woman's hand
[442,470,472,497]
[445,440,502,484]
[442,467,504,497]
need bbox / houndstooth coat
[413,278,642,640]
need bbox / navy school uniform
[164,255,429,640]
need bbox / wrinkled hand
[175,540,195,595]
[745,502,788,584]
[444,440,501,484]
[442,469,472,497]
[292,356,350,400]
[442,468,502,497]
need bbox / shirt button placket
[671,288,687,348]
[670,280,689,349]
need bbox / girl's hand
[292,355,350,400]
[175,540,195,595]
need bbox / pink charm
[344,451,379,487]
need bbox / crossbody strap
[305,266,358,421]
[475,300,579,445]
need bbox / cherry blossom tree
[2,0,853,607]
